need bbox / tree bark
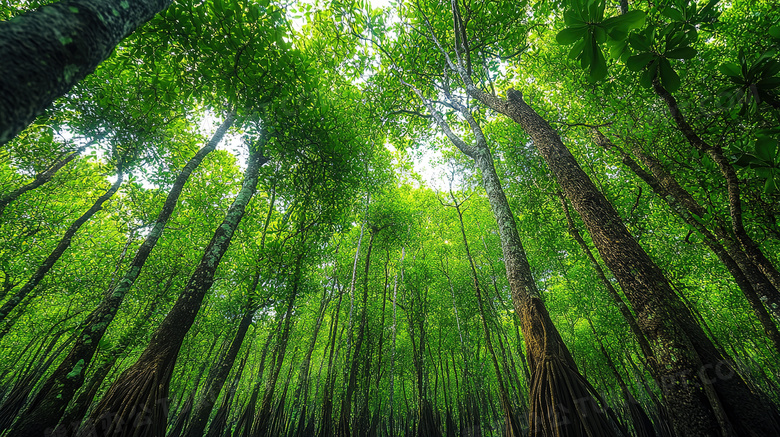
[0,140,94,216]
[8,112,234,437]
[182,307,255,437]
[77,145,267,437]
[465,84,779,436]
[593,131,780,355]
[406,78,616,435]
[0,0,172,144]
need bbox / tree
[0,0,171,144]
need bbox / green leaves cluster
[556,0,645,82]
[555,0,719,91]
[719,49,780,117]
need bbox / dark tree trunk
[593,131,780,355]
[445,193,521,436]
[557,190,655,361]
[9,113,234,437]
[0,0,172,144]
[182,307,255,437]
[0,172,123,333]
[652,81,780,297]
[77,146,267,437]
[466,84,779,436]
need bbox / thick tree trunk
[593,132,780,355]
[0,172,123,333]
[0,0,171,144]
[409,79,615,436]
[651,82,780,312]
[9,113,234,437]
[467,85,779,436]
[77,146,267,437]
[557,191,655,361]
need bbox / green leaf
[557,26,587,45]
[758,77,780,89]
[568,38,586,59]
[665,46,697,59]
[658,57,680,92]
[755,136,778,163]
[626,52,654,71]
[661,7,683,21]
[564,9,585,26]
[719,62,741,78]
[602,10,646,33]
[769,25,780,40]
[628,33,652,52]
[640,59,659,88]
[765,177,777,194]
[589,39,608,82]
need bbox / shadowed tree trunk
[592,131,780,356]
[0,0,172,144]
[7,112,235,437]
[442,191,521,436]
[182,306,255,437]
[76,144,267,437]
[403,61,617,433]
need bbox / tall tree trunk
[444,192,521,436]
[593,131,780,355]
[0,171,123,333]
[0,0,172,144]
[465,82,780,435]
[406,78,616,435]
[182,306,255,437]
[557,189,655,360]
[337,227,379,437]
[652,81,780,292]
[9,113,234,437]
[77,145,267,437]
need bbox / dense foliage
[1,0,779,436]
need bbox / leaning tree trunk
[0,139,95,216]
[652,82,780,291]
[0,0,172,144]
[465,83,780,436]
[76,145,267,437]
[592,132,780,355]
[8,113,235,437]
[182,306,255,437]
[0,171,123,333]
[407,78,617,436]
[446,193,521,436]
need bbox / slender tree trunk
[182,307,255,437]
[0,140,94,216]
[652,81,780,295]
[0,171,123,333]
[9,113,235,437]
[557,189,655,360]
[446,193,521,436]
[408,79,616,435]
[77,145,267,437]
[0,0,172,144]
